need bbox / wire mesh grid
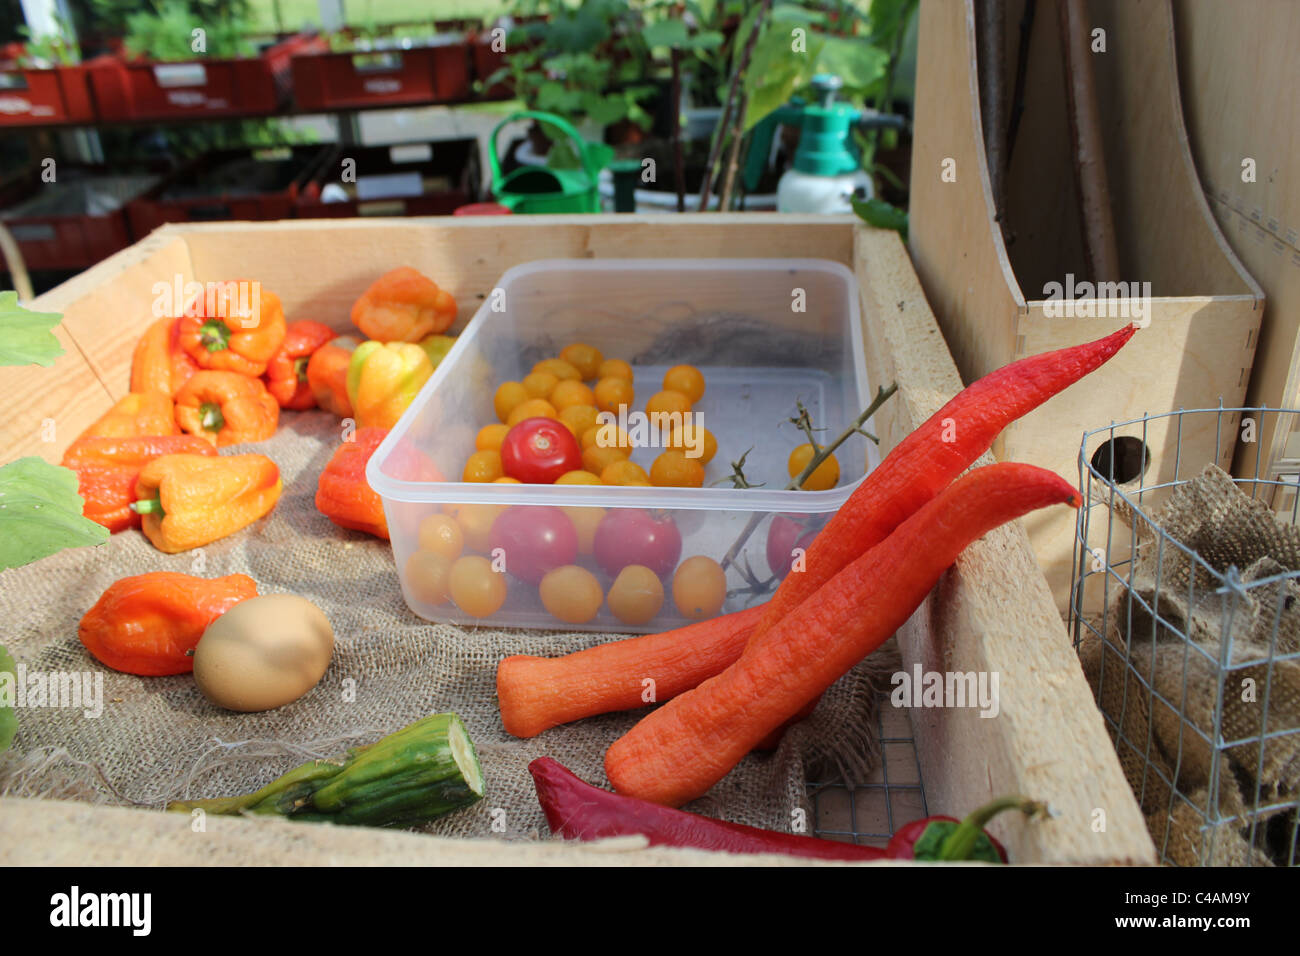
[1068,405,1300,866]
[808,693,928,845]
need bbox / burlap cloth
[1079,464,1300,866]
[0,410,894,842]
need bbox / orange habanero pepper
[315,427,390,539]
[61,434,218,532]
[132,453,282,553]
[175,370,279,447]
[131,317,200,397]
[350,267,457,342]
[178,283,287,377]
[79,390,178,440]
[265,320,337,410]
[79,572,259,675]
[305,335,360,418]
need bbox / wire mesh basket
[1069,406,1300,866]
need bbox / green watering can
[488,110,613,214]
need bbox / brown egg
[193,594,334,712]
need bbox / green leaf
[0,458,109,572]
[0,643,15,755]
[852,197,909,240]
[643,18,691,48]
[742,27,826,131]
[814,35,889,95]
[0,292,64,368]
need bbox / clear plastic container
[368,258,879,632]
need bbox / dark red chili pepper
[529,756,1042,862]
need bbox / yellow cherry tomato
[448,555,507,617]
[645,389,692,422]
[597,357,633,381]
[601,459,651,486]
[405,551,452,605]
[667,422,717,464]
[662,364,706,403]
[462,449,503,482]
[561,505,604,555]
[560,343,604,380]
[493,476,522,483]
[506,397,559,428]
[582,443,628,475]
[523,370,560,399]
[417,513,463,560]
[555,470,603,485]
[532,358,581,381]
[445,502,506,553]
[476,423,509,452]
[607,564,665,626]
[539,564,604,624]
[650,449,705,488]
[593,376,635,414]
[550,379,596,411]
[787,443,840,491]
[559,403,600,439]
[672,555,727,620]
[581,423,630,451]
[494,381,529,423]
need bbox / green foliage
[0,293,64,368]
[0,458,109,573]
[119,0,258,62]
[852,196,908,239]
[16,15,81,67]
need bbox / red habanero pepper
[315,427,390,539]
[265,320,337,410]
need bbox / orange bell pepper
[265,320,337,410]
[175,370,279,447]
[80,390,178,440]
[61,434,218,532]
[79,572,259,675]
[177,282,287,377]
[131,317,200,396]
[306,335,359,418]
[133,453,282,553]
[315,427,390,539]
[350,267,457,342]
[346,341,433,429]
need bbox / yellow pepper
[132,453,282,553]
[346,341,433,430]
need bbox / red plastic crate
[290,37,470,111]
[86,33,325,121]
[126,145,332,237]
[296,140,480,218]
[0,62,95,126]
[0,165,161,272]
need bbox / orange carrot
[497,605,765,738]
[604,463,1080,807]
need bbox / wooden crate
[1174,0,1300,496]
[0,215,1153,865]
[909,0,1264,609]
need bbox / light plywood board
[910,0,1262,606]
[1174,0,1300,489]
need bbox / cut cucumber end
[448,716,484,797]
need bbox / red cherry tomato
[765,513,821,579]
[500,417,582,484]
[593,509,682,579]
[488,506,579,584]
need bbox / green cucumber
[167,713,484,828]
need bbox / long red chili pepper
[750,323,1134,745]
[530,757,1043,862]
[605,462,1080,807]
